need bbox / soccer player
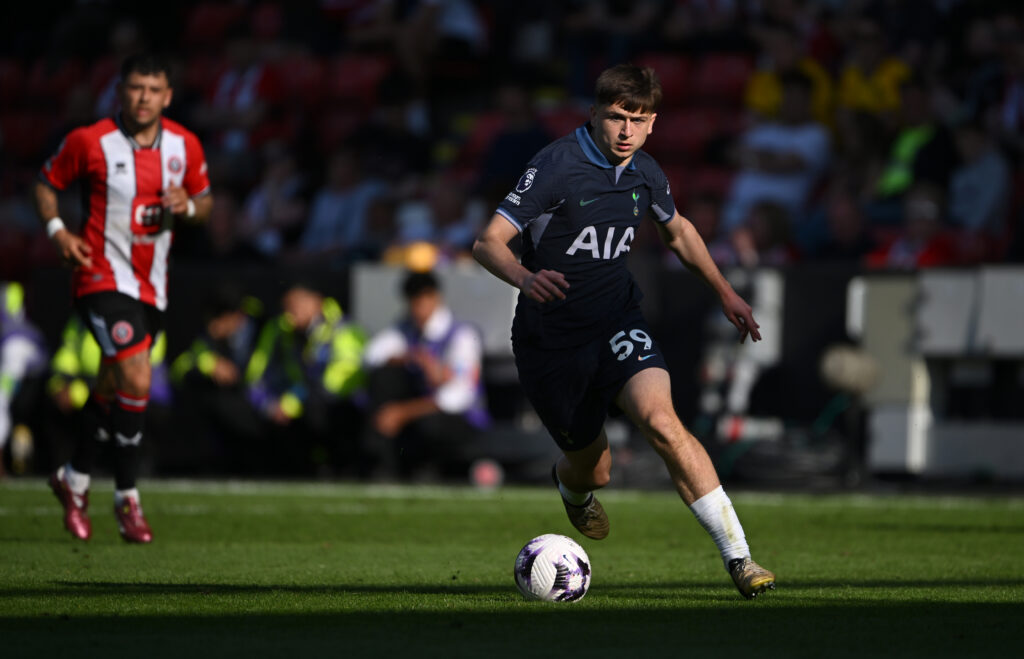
[472,64,776,598]
[35,54,212,543]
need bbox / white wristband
[185,199,196,218]
[46,217,67,239]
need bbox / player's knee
[638,408,683,448]
[116,361,151,396]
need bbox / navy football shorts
[513,307,668,451]
[76,291,164,362]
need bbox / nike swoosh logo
[579,198,599,206]
[638,354,656,361]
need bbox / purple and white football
[514,534,591,602]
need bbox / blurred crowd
[4,1,1024,478]
[2,271,493,480]
[2,0,1024,281]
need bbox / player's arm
[656,211,761,343]
[33,180,92,268]
[472,214,569,303]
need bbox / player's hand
[268,403,291,425]
[720,290,761,344]
[373,403,408,438]
[52,230,93,269]
[210,357,239,386]
[409,348,451,388]
[161,184,191,215]
[520,269,569,303]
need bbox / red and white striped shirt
[40,116,210,310]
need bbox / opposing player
[35,54,212,543]
[472,64,776,598]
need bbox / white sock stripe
[115,394,148,409]
[114,432,142,447]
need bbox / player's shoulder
[63,118,118,147]
[631,149,666,178]
[528,132,583,170]
[160,117,201,142]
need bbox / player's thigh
[513,340,606,451]
[77,292,159,361]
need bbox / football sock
[688,485,750,570]
[114,488,141,506]
[61,462,91,496]
[70,393,110,475]
[112,391,147,491]
[557,479,592,506]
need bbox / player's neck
[586,124,634,168]
[120,113,161,149]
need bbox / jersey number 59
[609,328,653,361]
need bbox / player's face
[589,103,656,165]
[408,290,441,331]
[119,71,173,128]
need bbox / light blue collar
[575,124,636,170]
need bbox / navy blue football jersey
[496,124,676,348]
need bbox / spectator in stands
[863,76,958,227]
[722,70,830,232]
[237,142,308,261]
[351,72,432,196]
[563,0,661,100]
[190,28,284,185]
[866,184,955,269]
[811,184,877,263]
[745,20,833,126]
[835,16,910,126]
[170,286,265,474]
[948,118,1012,262]
[729,201,800,269]
[0,282,46,477]
[297,146,389,265]
[474,81,552,204]
[661,0,752,54]
[92,19,145,120]
[244,283,366,475]
[361,270,488,481]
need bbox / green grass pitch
[1,479,1021,658]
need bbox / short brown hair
[594,64,662,113]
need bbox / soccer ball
[513,534,591,602]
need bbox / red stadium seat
[327,54,393,108]
[457,111,507,165]
[691,54,754,103]
[273,51,327,110]
[635,53,693,107]
[645,108,722,163]
[538,107,589,139]
[0,58,25,105]
[183,3,247,46]
[0,111,56,161]
[316,109,366,153]
[25,58,85,105]
[182,54,227,97]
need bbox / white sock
[689,486,750,570]
[557,479,591,506]
[114,488,141,506]
[61,463,91,495]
